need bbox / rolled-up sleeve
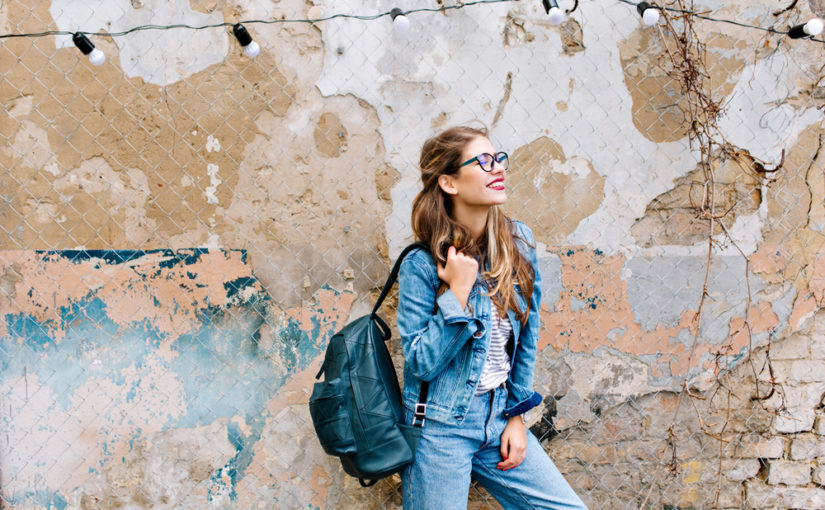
[397,253,484,381]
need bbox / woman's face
[440,136,507,209]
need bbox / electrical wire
[616,0,825,44]
[0,0,514,39]
[0,0,823,44]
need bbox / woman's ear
[438,174,458,196]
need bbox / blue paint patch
[128,428,142,452]
[126,380,139,403]
[594,248,604,256]
[9,490,67,510]
[39,249,143,265]
[4,313,56,353]
[37,248,249,270]
[585,295,603,310]
[3,298,168,408]
[156,248,209,269]
[169,300,277,429]
[209,414,268,502]
[224,277,257,299]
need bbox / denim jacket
[397,220,543,425]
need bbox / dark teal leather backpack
[309,243,429,486]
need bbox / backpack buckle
[412,403,426,427]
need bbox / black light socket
[788,23,809,39]
[637,2,654,17]
[232,23,253,47]
[72,33,95,55]
[390,8,404,21]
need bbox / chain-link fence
[3,0,825,508]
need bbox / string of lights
[616,0,825,43]
[0,0,822,47]
[0,0,512,39]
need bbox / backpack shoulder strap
[370,242,431,428]
[371,242,428,316]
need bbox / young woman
[397,126,587,509]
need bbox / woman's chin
[491,191,507,204]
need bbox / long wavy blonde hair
[411,125,534,325]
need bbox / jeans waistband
[476,381,507,399]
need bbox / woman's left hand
[497,416,527,471]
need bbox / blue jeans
[402,385,588,509]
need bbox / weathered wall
[2,0,825,508]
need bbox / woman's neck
[452,204,488,241]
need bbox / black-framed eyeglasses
[459,151,509,172]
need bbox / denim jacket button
[473,329,483,338]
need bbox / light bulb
[243,41,260,58]
[642,8,659,26]
[390,8,410,33]
[547,7,565,25]
[72,33,105,66]
[542,0,565,25]
[232,23,260,57]
[788,18,825,38]
[88,48,106,66]
[805,18,824,36]
[635,2,660,26]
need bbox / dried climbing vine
[638,1,788,506]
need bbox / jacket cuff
[503,391,542,418]
[437,290,469,323]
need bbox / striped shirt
[475,305,512,394]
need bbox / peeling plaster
[718,52,823,164]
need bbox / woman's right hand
[436,246,478,309]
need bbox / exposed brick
[716,483,744,508]
[563,470,597,490]
[815,464,825,486]
[730,435,785,458]
[776,413,816,434]
[807,310,825,359]
[767,460,812,486]
[790,434,825,460]
[746,481,825,508]
[592,413,645,442]
[773,360,825,384]
[548,440,618,465]
[815,412,825,436]
[772,333,811,360]
[773,383,825,433]
[722,459,761,482]
[725,407,774,434]
[813,334,825,360]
